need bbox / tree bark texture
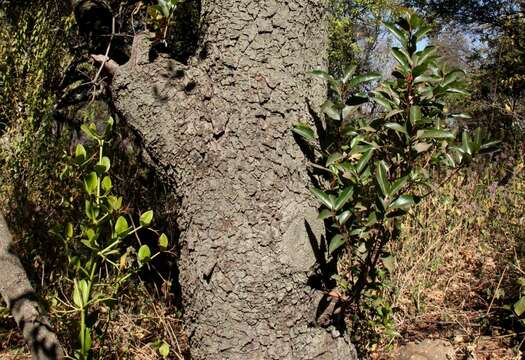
[112,1,357,359]
[0,213,63,359]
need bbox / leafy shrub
[294,10,497,340]
[61,117,169,359]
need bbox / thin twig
[486,265,507,316]
[92,16,116,86]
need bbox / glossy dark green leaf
[409,105,421,125]
[372,93,393,111]
[385,122,407,135]
[446,86,469,96]
[390,176,409,196]
[414,24,432,41]
[318,209,333,220]
[391,48,411,70]
[415,46,437,67]
[356,149,374,174]
[321,100,341,121]
[389,195,417,211]
[375,161,390,197]
[310,188,335,210]
[384,22,408,46]
[461,131,473,155]
[342,64,357,84]
[337,210,351,225]
[292,123,315,140]
[328,234,346,255]
[335,186,354,211]
[348,72,382,88]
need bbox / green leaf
[335,187,354,211]
[416,129,455,140]
[356,149,374,174]
[310,188,335,210]
[391,48,411,70]
[390,176,409,196]
[310,69,339,89]
[81,123,99,140]
[140,210,154,227]
[375,161,390,197]
[84,172,98,195]
[101,176,112,193]
[372,93,393,111]
[414,24,432,41]
[292,123,315,140]
[66,223,74,239]
[348,72,382,88]
[321,100,341,121]
[385,122,407,135]
[318,209,333,220]
[95,156,111,174]
[328,234,346,255]
[342,64,357,84]
[115,216,129,236]
[442,69,465,87]
[514,297,525,316]
[73,280,82,308]
[337,210,351,225]
[415,46,437,67]
[409,105,421,125]
[389,195,418,211]
[107,196,122,211]
[384,22,408,46]
[462,131,474,155]
[446,86,469,96]
[159,342,170,357]
[75,144,87,162]
[159,233,169,250]
[138,244,152,263]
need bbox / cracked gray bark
[0,213,63,359]
[112,1,357,358]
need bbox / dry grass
[376,149,525,358]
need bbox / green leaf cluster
[293,11,497,311]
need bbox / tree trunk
[0,213,63,359]
[112,1,356,358]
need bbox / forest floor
[372,153,525,359]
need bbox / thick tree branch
[0,213,63,359]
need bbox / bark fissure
[112,1,357,358]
